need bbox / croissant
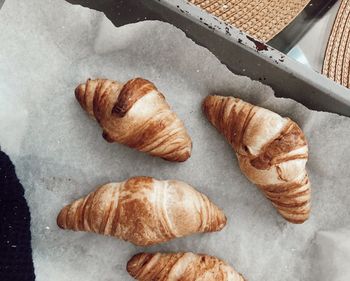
[203,95,311,224]
[75,77,192,162]
[57,176,226,246]
[127,252,246,281]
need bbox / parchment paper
[0,0,350,280]
[310,229,350,281]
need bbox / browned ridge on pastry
[203,95,311,224]
[127,252,246,281]
[75,78,192,162]
[57,176,226,246]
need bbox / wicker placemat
[322,0,350,88]
[189,0,311,42]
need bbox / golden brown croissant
[57,176,226,246]
[127,252,246,281]
[75,78,192,162]
[203,95,311,224]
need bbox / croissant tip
[74,83,86,104]
[162,146,192,162]
[279,207,310,224]
[126,253,142,270]
[202,95,219,118]
[217,212,227,230]
[202,95,213,106]
[285,214,310,224]
[127,253,153,277]
[286,219,307,224]
[56,207,67,229]
[177,150,192,162]
[222,214,228,226]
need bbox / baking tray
[66,0,350,117]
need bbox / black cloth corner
[0,151,35,281]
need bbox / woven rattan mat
[323,0,350,88]
[189,0,311,42]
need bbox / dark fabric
[0,151,35,281]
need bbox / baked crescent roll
[127,252,246,281]
[57,176,226,246]
[203,95,311,224]
[75,78,192,162]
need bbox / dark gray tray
[65,0,350,116]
